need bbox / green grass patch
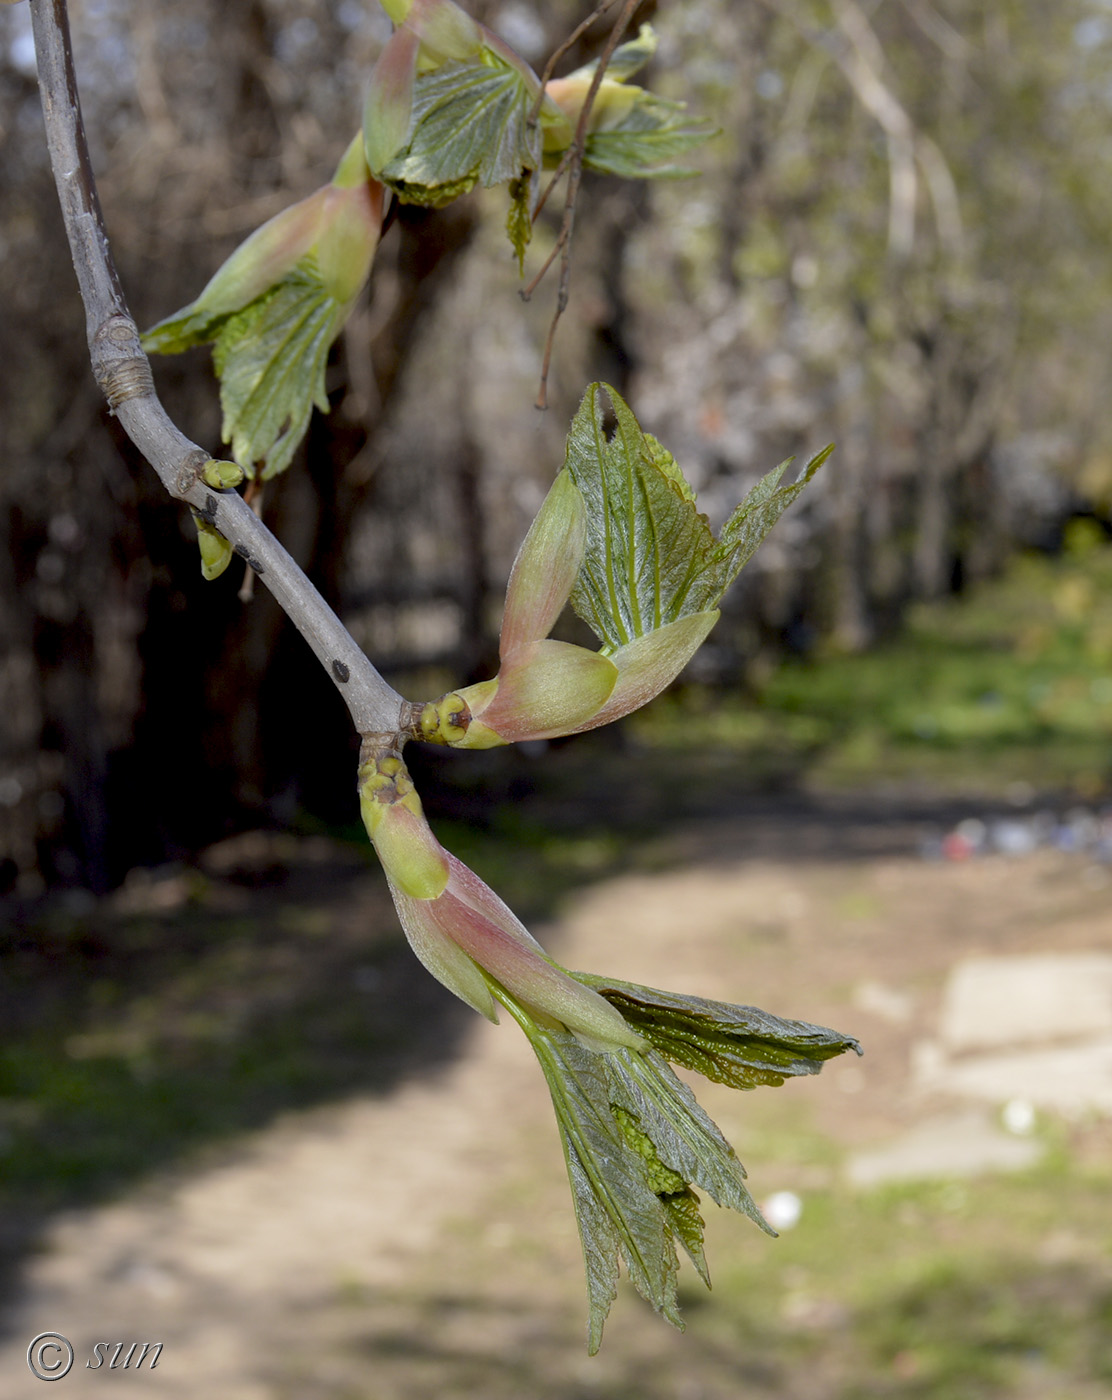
[695,1139,1112,1399]
[634,532,1112,794]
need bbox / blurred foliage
[636,529,1112,794]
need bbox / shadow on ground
[0,732,1066,1339]
[0,834,473,1325]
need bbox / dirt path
[1,819,1109,1399]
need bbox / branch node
[174,449,216,499]
[97,356,156,410]
[92,316,155,410]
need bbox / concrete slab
[939,954,1112,1053]
[846,1111,1044,1187]
[915,1035,1112,1117]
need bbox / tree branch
[530,0,643,409]
[28,0,405,740]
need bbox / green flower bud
[200,459,246,491]
[191,512,233,581]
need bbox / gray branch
[28,0,405,738]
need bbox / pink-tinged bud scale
[500,471,587,658]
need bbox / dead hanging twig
[524,0,644,410]
[528,0,622,128]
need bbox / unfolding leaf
[589,22,659,83]
[211,257,344,480]
[605,1046,767,1231]
[578,974,863,1089]
[382,56,542,205]
[611,1100,709,1282]
[564,383,830,652]
[584,93,718,180]
[506,174,534,273]
[496,995,684,1354]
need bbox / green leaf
[491,974,860,1352]
[143,303,230,356]
[590,23,659,83]
[578,974,863,1090]
[564,384,830,652]
[660,1185,709,1286]
[564,384,712,651]
[495,992,685,1353]
[583,94,718,180]
[211,257,344,480]
[506,173,534,273]
[611,1101,709,1283]
[605,1047,767,1231]
[382,55,542,205]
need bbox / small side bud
[200,459,246,491]
[191,512,233,581]
[416,692,472,745]
[358,753,449,899]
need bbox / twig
[237,480,265,603]
[528,146,574,231]
[527,0,620,128]
[28,0,405,740]
[534,0,643,409]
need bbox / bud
[143,134,384,354]
[191,512,233,581]
[358,749,643,1048]
[574,611,719,732]
[544,24,656,140]
[452,640,618,748]
[200,459,247,491]
[499,470,586,658]
[358,752,449,900]
[545,73,639,137]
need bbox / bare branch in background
[899,0,973,63]
[762,0,964,261]
[529,0,620,126]
[28,0,405,740]
[528,0,644,409]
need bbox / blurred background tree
[2,0,1111,896]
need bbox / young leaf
[564,383,830,652]
[577,973,863,1089]
[605,1046,767,1229]
[583,94,719,180]
[543,25,716,179]
[506,174,534,273]
[143,140,383,478]
[500,1002,685,1353]
[211,258,342,480]
[381,56,543,205]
